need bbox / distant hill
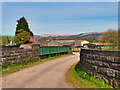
[74,32,103,38]
[39,34,70,37]
[1,35,14,39]
[2,32,103,39]
[34,34,70,39]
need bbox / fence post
[48,47,51,58]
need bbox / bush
[14,31,31,45]
[2,61,11,69]
[99,30,118,50]
[2,58,40,70]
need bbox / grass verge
[66,61,115,88]
[2,53,73,76]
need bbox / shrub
[2,61,11,69]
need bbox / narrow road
[2,53,79,88]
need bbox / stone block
[80,48,120,87]
[103,76,109,85]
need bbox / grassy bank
[2,53,73,76]
[66,62,114,88]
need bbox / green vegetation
[118,29,120,50]
[2,17,34,46]
[14,31,31,45]
[66,62,113,88]
[99,30,118,50]
[2,36,10,46]
[37,37,100,43]
[2,53,73,76]
[14,17,33,45]
[15,17,33,36]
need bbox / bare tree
[99,29,118,50]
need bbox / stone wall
[2,44,39,63]
[2,44,71,64]
[72,47,81,51]
[80,48,120,88]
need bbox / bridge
[2,52,79,88]
[2,45,120,88]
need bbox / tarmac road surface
[2,52,79,88]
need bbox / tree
[2,36,10,46]
[0,35,1,46]
[15,17,33,36]
[99,29,118,50]
[6,36,10,43]
[14,31,31,45]
[118,30,120,50]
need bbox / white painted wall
[81,40,89,46]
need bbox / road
[2,52,79,88]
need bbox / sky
[2,2,118,35]
[1,0,120,2]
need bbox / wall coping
[81,48,120,52]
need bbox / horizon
[2,2,118,35]
[2,31,104,36]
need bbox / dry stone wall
[80,48,120,88]
[2,44,39,63]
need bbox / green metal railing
[39,46,69,60]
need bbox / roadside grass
[2,53,74,76]
[66,61,115,88]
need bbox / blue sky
[2,2,118,35]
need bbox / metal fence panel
[39,46,69,59]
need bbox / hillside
[1,35,14,39]
[75,32,103,38]
[2,32,103,39]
